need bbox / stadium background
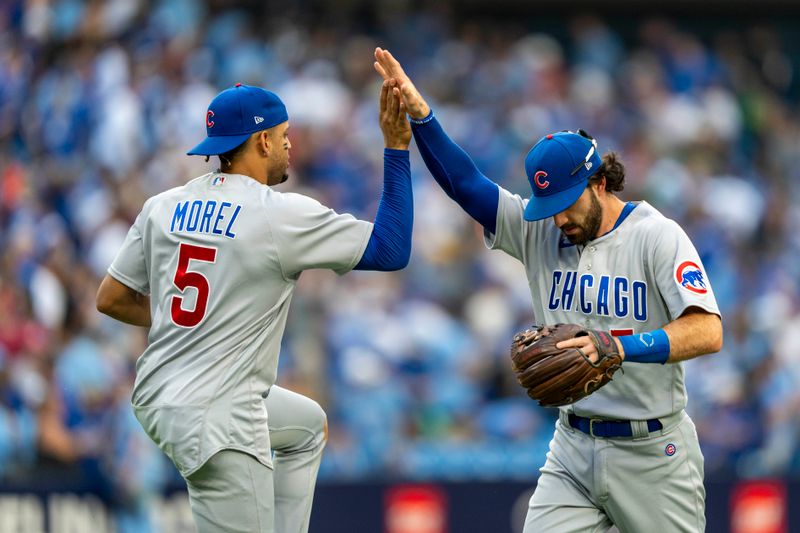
[1,0,799,531]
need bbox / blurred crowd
[2,0,800,528]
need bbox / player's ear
[592,175,608,194]
[257,130,270,157]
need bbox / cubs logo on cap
[522,129,602,221]
[675,261,708,294]
[533,171,550,189]
[188,84,289,157]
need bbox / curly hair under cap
[589,151,626,192]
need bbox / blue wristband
[618,329,670,364]
[409,110,435,125]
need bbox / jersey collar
[605,201,637,236]
[558,201,638,249]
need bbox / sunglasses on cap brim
[566,128,598,176]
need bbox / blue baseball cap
[187,83,289,156]
[522,130,602,221]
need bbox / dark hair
[217,132,257,170]
[589,151,625,193]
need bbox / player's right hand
[374,47,431,120]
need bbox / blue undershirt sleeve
[354,148,413,271]
[411,112,499,234]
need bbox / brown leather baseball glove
[510,324,623,407]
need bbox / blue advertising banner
[1,479,798,532]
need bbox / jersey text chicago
[547,270,648,321]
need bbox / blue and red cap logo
[188,83,288,156]
[523,130,602,221]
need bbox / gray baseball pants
[523,410,705,533]
[185,386,327,533]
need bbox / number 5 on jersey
[171,243,217,328]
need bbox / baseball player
[96,79,413,533]
[374,48,723,532]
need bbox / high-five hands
[374,48,431,120]
[379,78,411,150]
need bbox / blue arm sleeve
[354,148,413,271]
[411,112,499,233]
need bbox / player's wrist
[383,134,410,151]
[409,108,434,125]
[613,337,625,361]
[618,329,670,364]
[384,147,410,155]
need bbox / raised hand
[379,78,411,150]
[374,47,431,120]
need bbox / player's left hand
[511,324,625,407]
[374,47,431,120]
[557,335,626,363]
[379,78,411,150]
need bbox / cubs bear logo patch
[675,261,708,295]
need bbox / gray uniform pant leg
[524,421,614,533]
[603,414,706,533]
[185,450,275,533]
[524,413,705,533]
[265,386,328,533]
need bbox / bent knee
[267,388,328,449]
[308,399,328,442]
[290,394,327,441]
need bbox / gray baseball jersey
[486,188,720,420]
[108,171,371,477]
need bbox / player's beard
[562,189,602,245]
[278,148,290,183]
[278,142,290,184]
[268,161,290,185]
